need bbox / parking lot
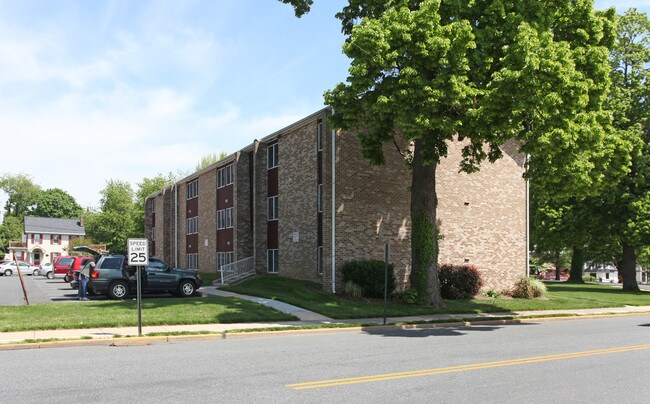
[0,274,83,306]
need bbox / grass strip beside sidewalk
[223,277,650,319]
[0,296,298,332]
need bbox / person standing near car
[78,261,94,301]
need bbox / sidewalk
[2,286,650,347]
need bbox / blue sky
[0,0,647,210]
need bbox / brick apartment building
[145,107,526,292]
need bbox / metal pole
[384,243,389,325]
[16,259,30,305]
[137,265,142,336]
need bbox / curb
[2,310,649,351]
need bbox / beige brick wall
[198,169,217,273]
[437,140,526,291]
[277,120,320,281]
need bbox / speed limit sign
[128,238,149,266]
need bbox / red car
[53,255,94,282]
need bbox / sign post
[128,238,149,336]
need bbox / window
[317,246,324,275]
[217,251,234,271]
[51,252,60,262]
[317,184,323,212]
[187,179,199,199]
[317,119,323,151]
[33,234,41,244]
[187,254,199,270]
[267,143,278,169]
[218,208,233,229]
[226,207,233,228]
[151,227,156,241]
[267,249,278,273]
[150,199,156,212]
[53,234,61,244]
[186,216,198,235]
[267,196,278,221]
[218,164,234,188]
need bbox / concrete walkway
[1,287,650,347]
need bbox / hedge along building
[145,107,527,293]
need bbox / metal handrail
[219,256,254,284]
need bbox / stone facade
[144,107,526,293]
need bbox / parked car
[35,262,55,279]
[0,260,40,276]
[54,255,94,282]
[70,247,202,299]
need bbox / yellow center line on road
[287,344,650,390]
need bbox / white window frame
[317,246,323,275]
[317,120,323,151]
[317,184,323,213]
[186,216,198,235]
[267,196,278,221]
[218,164,234,188]
[226,207,233,228]
[187,180,199,199]
[187,253,198,270]
[267,249,279,274]
[217,251,234,271]
[267,143,278,169]
[151,227,156,241]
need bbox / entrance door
[33,251,41,265]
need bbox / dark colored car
[54,255,94,282]
[71,251,202,299]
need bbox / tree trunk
[554,251,561,281]
[620,242,639,291]
[568,246,585,283]
[409,139,444,308]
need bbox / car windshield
[98,256,124,270]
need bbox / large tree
[604,8,649,290]
[285,0,614,306]
[0,174,41,218]
[31,188,83,219]
[85,180,137,253]
[134,172,178,234]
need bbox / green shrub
[341,260,395,299]
[529,277,547,297]
[344,281,363,299]
[510,277,547,299]
[438,264,483,299]
[483,289,501,298]
[392,288,419,304]
[582,275,597,282]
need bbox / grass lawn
[223,276,650,319]
[0,296,298,332]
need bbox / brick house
[145,107,526,292]
[6,216,86,265]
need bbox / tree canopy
[285,0,616,305]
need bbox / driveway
[0,274,79,306]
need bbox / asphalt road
[1,315,648,403]
[0,274,78,305]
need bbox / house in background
[145,107,527,293]
[6,216,86,264]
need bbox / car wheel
[3,269,11,276]
[63,274,71,282]
[47,271,54,279]
[178,280,196,297]
[33,269,39,276]
[108,281,129,299]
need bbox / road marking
[287,344,650,390]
